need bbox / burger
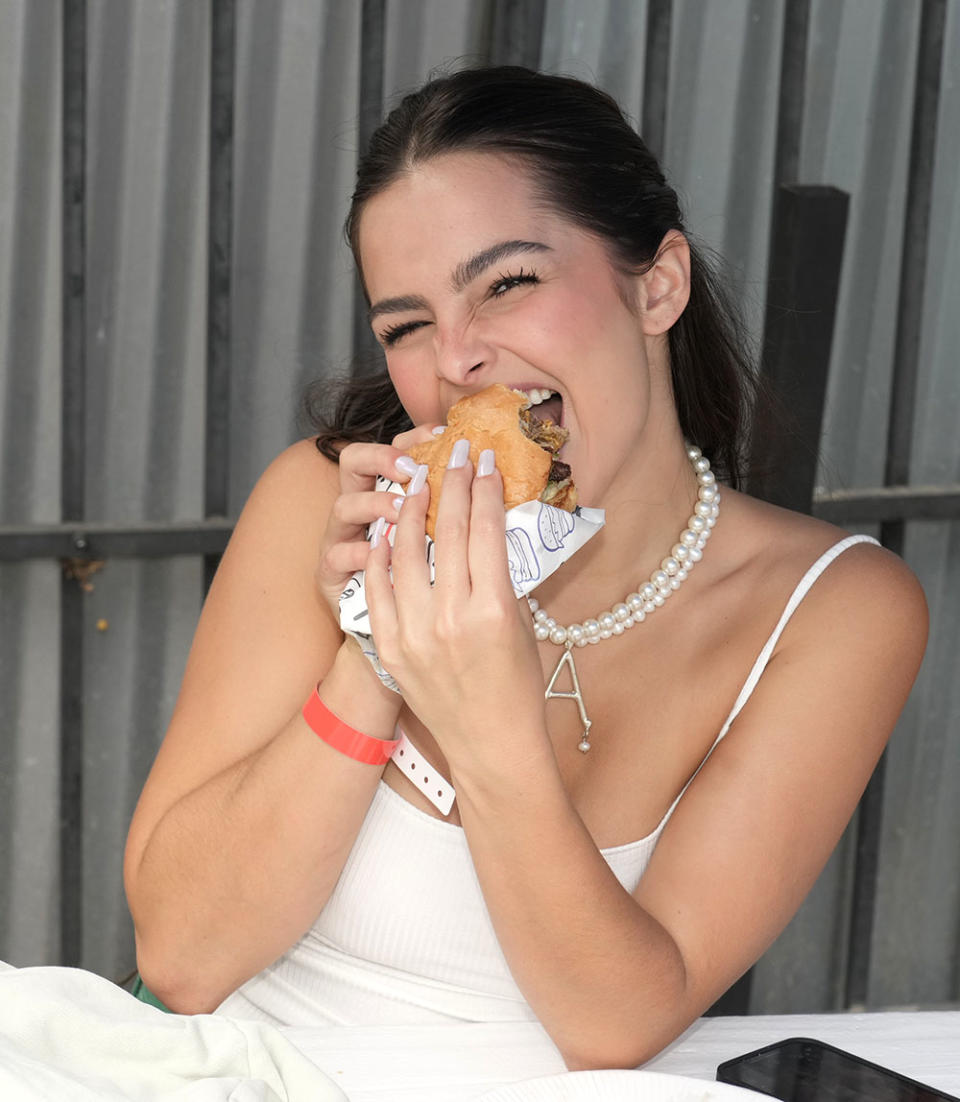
[408,383,577,538]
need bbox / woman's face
[357,152,674,506]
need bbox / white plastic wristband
[392,727,456,816]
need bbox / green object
[131,974,172,1013]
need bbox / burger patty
[519,407,567,454]
[518,404,575,508]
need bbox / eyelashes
[489,267,540,296]
[376,267,541,347]
[378,319,427,347]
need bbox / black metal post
[641,0,672,162]
[749,185,850,512]
[204,0,236,594]
[60,0,87,969]
[845,0,948,1011]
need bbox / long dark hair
[307,66,759,487]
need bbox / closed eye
[489,268,540,297]
[377,319,430,347]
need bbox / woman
[124,67,927,1069]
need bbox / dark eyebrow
[368,293,430,324]
[451,240,551,292]
[367,240,551,324]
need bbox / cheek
[386,354,440,425]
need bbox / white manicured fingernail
[447,438,471,469]
[431,425,446,435]
[477,448,495,477]
[408,464,429,495]
[369,516,386,548]
[393,497,405,512]
[395,455,418,477]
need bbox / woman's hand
[364,442,551,772]
[314,427,438,617]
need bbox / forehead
[356,153,560,283]
[362,151,543,225]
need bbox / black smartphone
[716,1036,960,1101]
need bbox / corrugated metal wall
[1,0,957,1013]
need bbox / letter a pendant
[544,642,593,752]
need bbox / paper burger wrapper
[339,475,605,692]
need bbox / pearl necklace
[528,443,720,752]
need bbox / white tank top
[215,535,878,1027]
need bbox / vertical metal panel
[229,1,361,504]
[641,0,672,161]
[813,0,921,492]
[380,0,485,96]
[663,0,782,338]
[883,0,947,522]
[774,0,810,189]
[80,0,213,980]
[489,0,545,67]
[204,0,235,592]
[352,0,385,373]
[60,0,87,970]
[540,0,648,114]
[298,1,368,406]
[0,0,63,970]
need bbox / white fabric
[283,1011,960,1101]
[0,961,344,1101]
[217,535,879,1030]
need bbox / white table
[285,1011,960,1101]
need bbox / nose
[433,319,492,385]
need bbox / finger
[391,423,445,452]
[389,463,432,597]
[467,450,511,592]
[432,438,475,600]
[317,538,373,586]
[330,489,404,532]
[363,529,399,652]
[337,440,419,494]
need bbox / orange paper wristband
[302,688,397,765]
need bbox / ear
[635,230,690,335]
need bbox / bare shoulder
[703,491,929,774]
[730,492,928,668]
[229,436,339,542]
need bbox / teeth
[517,387,555,406]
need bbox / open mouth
[514,387,563,428]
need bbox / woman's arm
[124,439,407,1013]
[368,461,928,1069]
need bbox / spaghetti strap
[658,533,880,825]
